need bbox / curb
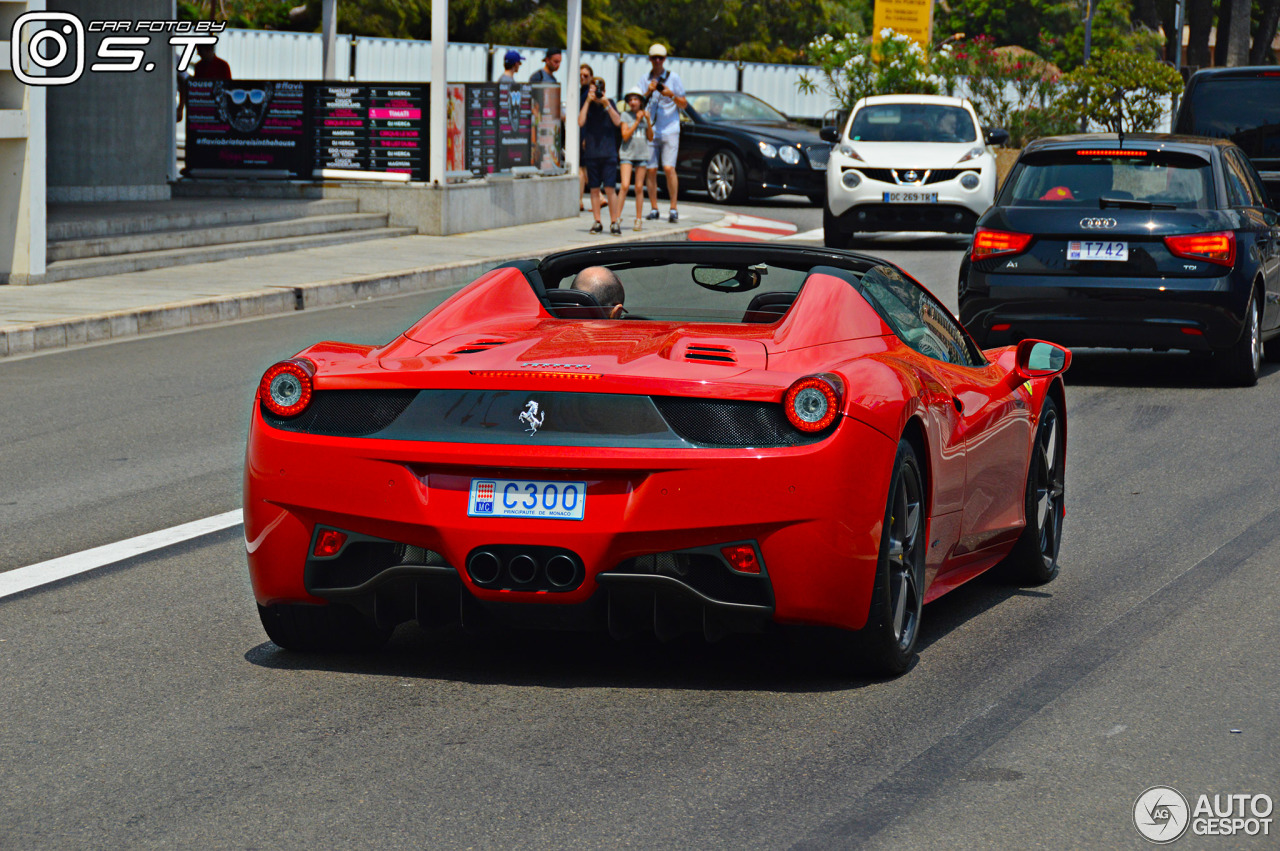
[0,215,721,360]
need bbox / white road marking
[780,228,825,241]
[0,509,244,600]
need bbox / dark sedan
[959,134,1280,385]
[674,91,830,205]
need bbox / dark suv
[1174,67,1280,206]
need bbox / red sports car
[245,243,1070,675]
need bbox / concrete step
[171,180,328,200]
[47,198,360,241]
[42,227,419,283]
[49,213,394,261]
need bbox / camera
[593,81,604,98]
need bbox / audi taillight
[783,375,842,433]
[971,228,1032,260]
[259,357,316,417]
[1164,231,1235,266]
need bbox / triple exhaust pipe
[466,546,583,591]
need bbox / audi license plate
[468,478,587,520]
[883,191,938,203]
[1068,240,1128,261]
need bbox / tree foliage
[1058,48,1183,131]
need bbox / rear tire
[258,602,392,653]
[840,440,927,676]
[1000,396,1064,585]
[1217,293,1262,387]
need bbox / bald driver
[570,266,626,319]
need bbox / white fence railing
[212,29,840,119]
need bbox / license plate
[883,191,938,203]
[468,478,587,520]
[1068,240,1128,261]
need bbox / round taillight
[783,375,842,433]
[259,358,315,417]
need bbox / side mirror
[820,126,840,143]
[984,127,1010,147]
[1015,339,1071,379]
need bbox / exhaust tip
[545,554,580,588]
[468,551,501,585]
[507,553,538,585]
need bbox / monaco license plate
[1068,240,1128,261]
[468,478,587,520]
[883,191,938,203]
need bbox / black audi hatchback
[959,134,1280,385]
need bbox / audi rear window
[1002,151,1214,210]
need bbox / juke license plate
[468,478,587,520]
[883,191,938,203]
[1068,240,1128,261]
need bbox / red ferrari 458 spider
[245,242,1070,675]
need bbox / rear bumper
[244,407,898,633]
[959,271,1250,350]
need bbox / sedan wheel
[704,150,746,204]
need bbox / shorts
[621,158,647,168]
[646,132,680,169]
[584,157,619,189]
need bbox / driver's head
[570,266,625,319]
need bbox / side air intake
[450,339,508,355]
[684,344,737,364]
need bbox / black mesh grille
[924,169,963,184]
[857,168,893,183]
[262,390,419,436]
[651,397,831,447]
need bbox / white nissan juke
[822,94,1007,247]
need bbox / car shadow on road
[848,234,970,252]
[1063,349,1280,388]
[242,570,1049,692]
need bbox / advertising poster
[312,84,368,172]
[185,79,309,177]
[368,86,426,178]
[530,84,562,171]
[466,83,499,177]
[446,84,466,173]
[497,82,534,170]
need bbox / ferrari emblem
[519,400,546,435]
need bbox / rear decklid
[980,145,1236,279]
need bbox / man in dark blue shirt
[578,76,623,234]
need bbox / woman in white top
[618,88,655,231]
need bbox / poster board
[871,0,934,47]
[186,79,309,177]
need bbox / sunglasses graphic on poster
[185,79,308,177]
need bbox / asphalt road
[2,199,1277,849]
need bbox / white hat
[648,44,668,57]
[626,86,645,99]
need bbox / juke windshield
[848,104,977,144]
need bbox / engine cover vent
[684,344,737,364]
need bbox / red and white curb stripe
[689,213,799,242]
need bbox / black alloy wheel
[1218,292,1262,386]
[704,149,747,204]
[1002,396,1065,584]
[258,602,392,653]
[851,440,927,675]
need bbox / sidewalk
[0,204,726,359]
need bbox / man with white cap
[636,43,686,223]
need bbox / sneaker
[633,218,642,232]
[610,221,622,235]
[589,221,603,234]
[646,209,661,221]
[668,210,679,224]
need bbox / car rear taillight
[259,357,316,417]
[1163,231,1235,266]
[313,529,347,558]
[971,228,1032,260]
[783,375,842,433]
[721,544,761,574]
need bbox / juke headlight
[956,146,986,164]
